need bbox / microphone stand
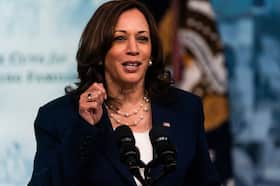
[132,169,146,186]
[130,160,146,186]
[130,160,163,186]
[143,160,157,186]
[143,159,176,186]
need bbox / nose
[126,37,139,56]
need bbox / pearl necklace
[105,95,150,127]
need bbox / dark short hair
[71,0,173,102]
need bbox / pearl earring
[149,60,153,66]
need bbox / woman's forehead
[114,9,149,32]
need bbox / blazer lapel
[150,101,177,182]
[98,108,136,185]
[151,101,177,136]
[151,101,174,128]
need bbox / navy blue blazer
[28,88,220,186]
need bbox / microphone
[149,126,176,173]
[114,125,140,171]
[114,125,145,185]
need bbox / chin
[121,76,143,84]
[124,79,142,84]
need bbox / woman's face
[104,8,152,87]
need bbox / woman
[29,0,220,185]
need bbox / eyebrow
[114,30,149,34]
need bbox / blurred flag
[175,0,234,185]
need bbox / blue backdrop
[212,0,280,185]
[0,0,107,185]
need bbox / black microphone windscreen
[149,125,176,172]
[114,125,141,171]
[149,125,168,143]
[115,125,135,146]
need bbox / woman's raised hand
[79,83,107,125]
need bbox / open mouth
[122,61,142,72]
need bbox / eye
[137,36,149,43]
[113,36,126,41]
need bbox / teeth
[123,62,139,66]
[127,63,137,66]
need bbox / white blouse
[133,131,153,186]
